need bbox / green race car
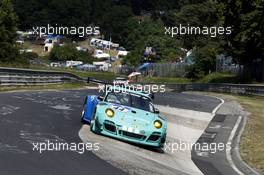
[81,85,167,148]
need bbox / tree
[160,0,223,78]
[49,44,80,62]
[186,43,219,79]
[97,5,133,44]
[122,18,183,66]
[166,0,219,49]
[13,0,93,30]
[217,0,264,80]
[0,0,19,63]
[49,44,93,63]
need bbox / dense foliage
[0,0,263,80]
[49,44,94,63]
[0,0,19,63]
[217,0,264,80]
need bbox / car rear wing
[87,77,113,85]
[87,77,113,93]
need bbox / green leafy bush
[49,44,94,63]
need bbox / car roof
[107,85,151,99]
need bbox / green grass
[1,64,262,84]
[56,68,117,81]
[140,72,241,84]
[0,62,30,69]
[0,64,118,81]
[141,72,241,84]
[0,82,87,92]
[142,76,192,84]
[236,96,264,173]
[29,66,118,81]
[198,72,239,83]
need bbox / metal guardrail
[165,83,264,96]
[0,67,84,86]
[122,82,264,96]
[1,67,263,96]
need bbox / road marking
[209,124,221,129]
[226,116,244,175]
[212,97,224,114]
[195,95,259,175]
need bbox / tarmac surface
[0,89,247,175]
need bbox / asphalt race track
[0,89,241,175]
[0,90,127,175]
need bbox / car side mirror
[150,93,154,100]
[154,108,160,114]
[97,96,104,101]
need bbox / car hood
[97,102,159,126]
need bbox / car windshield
[105,92,154,112]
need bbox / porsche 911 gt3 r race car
[81,85,167,148]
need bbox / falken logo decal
[112,104,131,113]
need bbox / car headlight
[105,108,115,118]
[154,120,162,129]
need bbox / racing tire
[90,119,99,134]
[160,135,166,149]
[81,104,89,125]
[90,110,100,134]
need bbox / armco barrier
[165,83,264,96]
[1,67,263,96]
[126,83,264,96]
[0,67,84,86]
